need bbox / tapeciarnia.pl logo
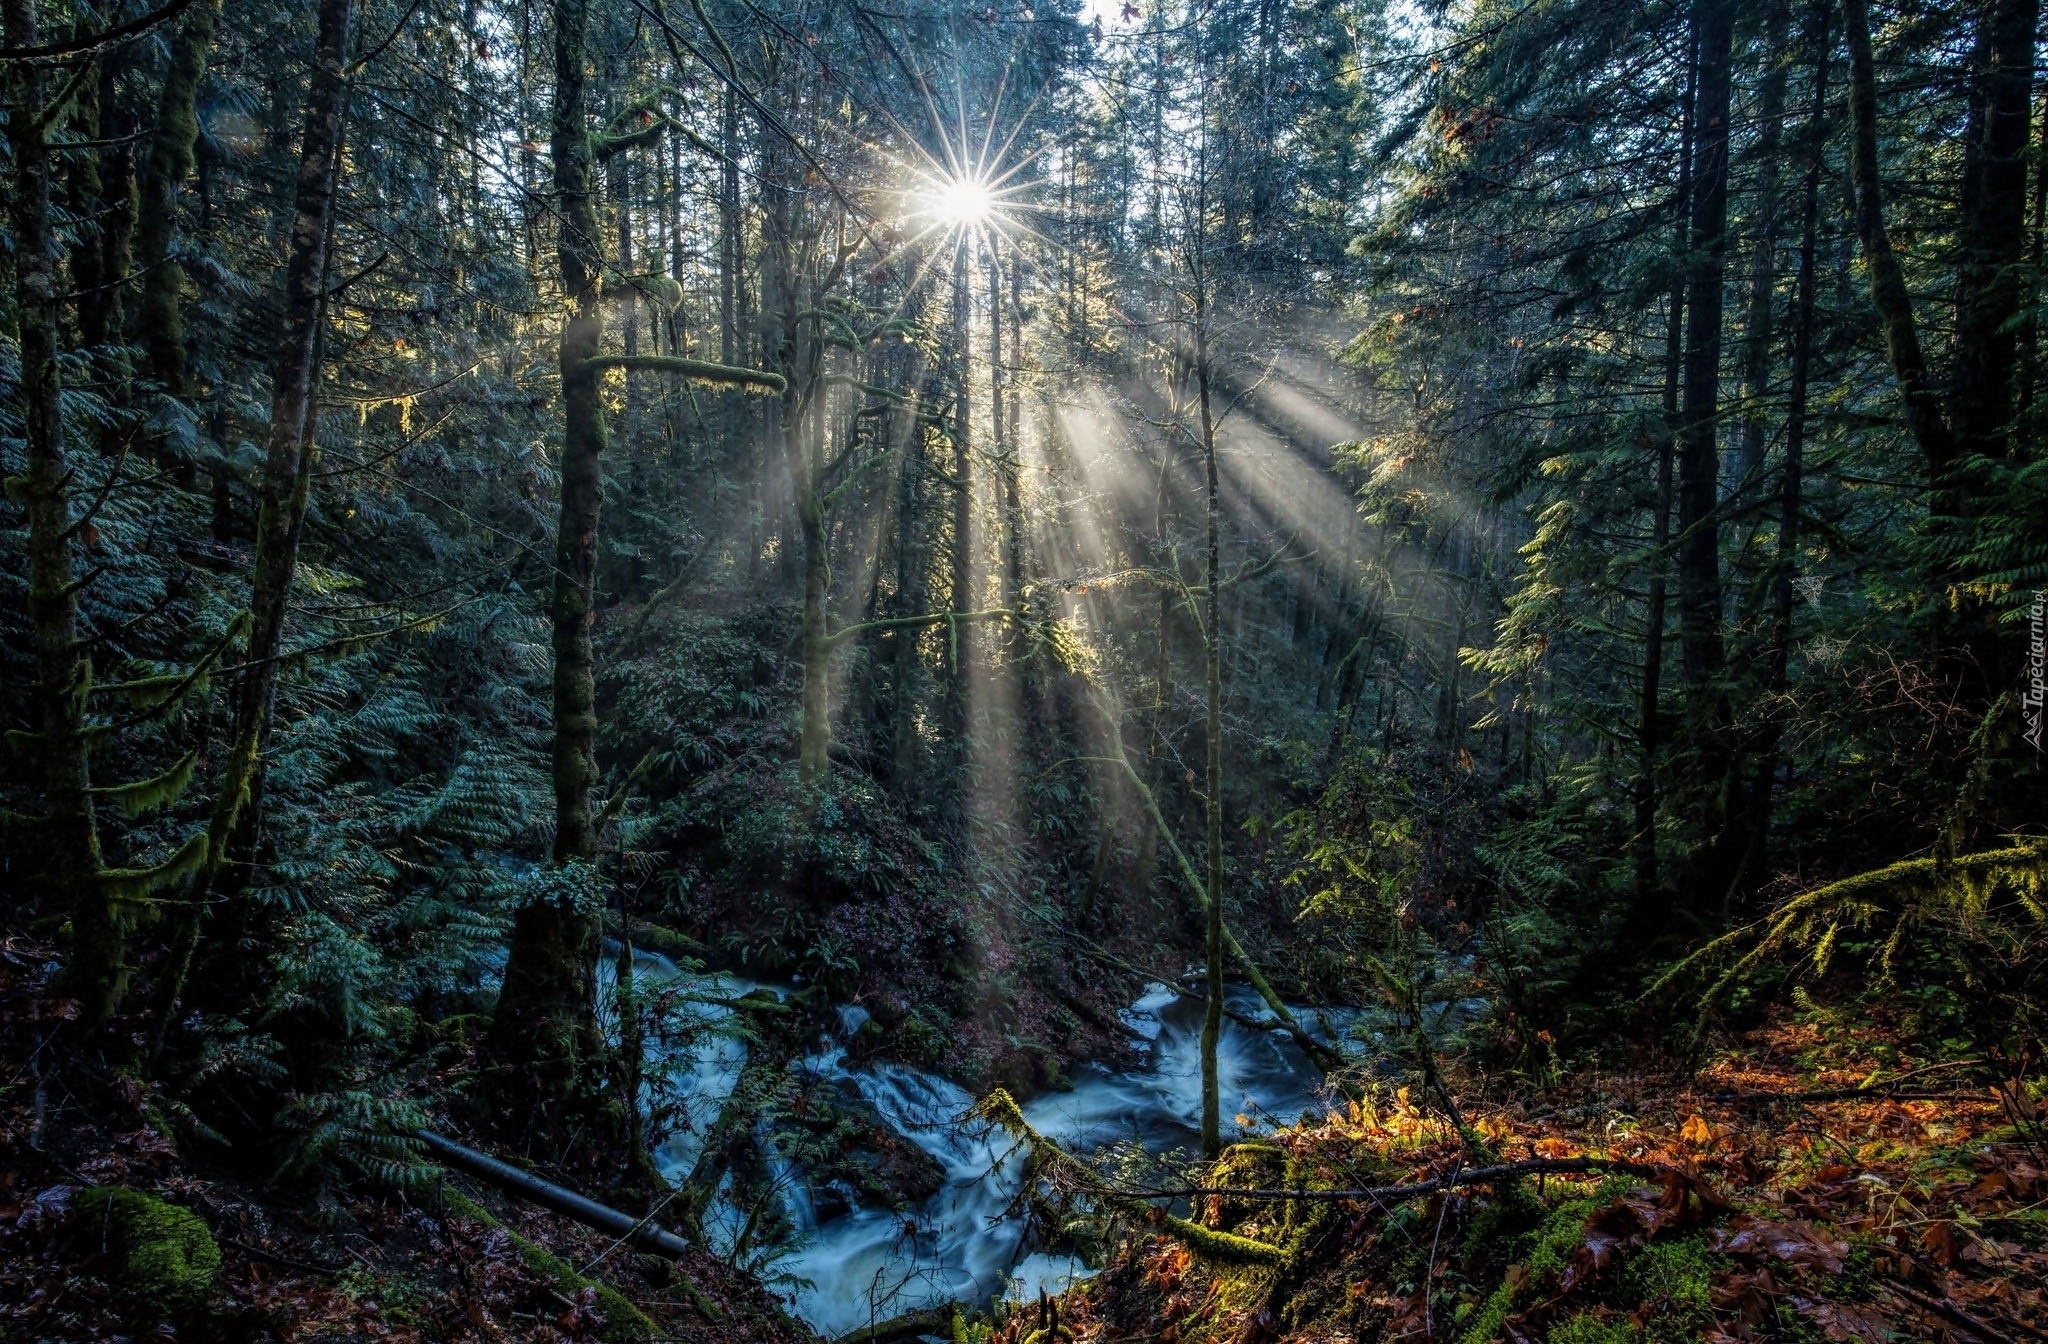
[2028,589,2046,751]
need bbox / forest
[1,0,2045,1338]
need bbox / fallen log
[831,1305,954,1343]
[415,1129,692,1259]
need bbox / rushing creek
[612,952,1370,1336]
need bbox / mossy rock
[1205,1142,1289,1232]
[72,1187,220,1320]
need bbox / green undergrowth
[1073,1147,1751,1344]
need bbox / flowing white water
[611,952,1361,1337]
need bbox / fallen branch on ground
[1886,1279,2038,1344]
[1078,1156,1670,1205]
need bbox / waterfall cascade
[612,952,1370,1335]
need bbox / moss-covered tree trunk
[945,240,973,759]
[154,0,354,1046]
[133,0,221,402]
[1195,285,1224,1161]
[889,380,932,797]
[7,0,115,1020]
[797,436,832,782]
[488,0,607,1139]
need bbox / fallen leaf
[1792,1294,1894,1343]
[1714,1215,1847,1275]
[1919,1221,1960,1268]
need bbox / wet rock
[69,1187,220,1323]
[773,1076,946,1216]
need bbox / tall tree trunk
[1845,0,2035,700]
[889,382,931,797]
[1675,0,1739,905]
[9,0,115,1019]
[1635,31,1696,905]
[1748,1,1832,856]
[1734,0,1790,491]
[613,150,639,454]
[1951,0,2038,471]
[1676,0,1734,697]
[719,83,738,367]
[1842,0,1953,468]
[65,44,102,348]
[154,0,354,1046]
[1197,290,1224,1161]
[2016,89,2048,445]
[89,51,138,435]
[796,384,831,782]
[133,0,222,403]
[1135,440,1174,907]
[489,0,609,1137]
[990,246,1024,614]
[946,239,974,758]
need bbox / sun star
[928,174,996,228]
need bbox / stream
[617,953,1373,1336]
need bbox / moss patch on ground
[71,1186,221,1322]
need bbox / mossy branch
[1161,1213,1288,1265]
[101,829,209,902]
[818,607,1020,654]
[969,1090,1288,1266]
[1651,838,2048,1003]
[91,749,199,816]
[1080,695,1348,1075]
[438,1188,655,1344]
[581,354,784,394]
[94,609,250,720]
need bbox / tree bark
[1196,286,1223,1161]
[65,41,102,348]
[1675,0,1734,697]
[154,0,354,1046]
[1748,2,1832,859]
[1635,28,1696,906]
[890,373,932,797]
[489,0,607,1133]
[133,0,221,401]
[95,62,138,353]
[1842,0,1953,469]
[8,0,115,1019]
[946,238,974,759]
[1734,0,1790,491]
[1950,0,2038,471]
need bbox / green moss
[1547,1312,1634,1344]
[1458,1182,1634,1344]
[1161,1212,1287,1266]
[440,1187,654,1344]
[1622,1234,1723,1343]
[73,1187,220,1320]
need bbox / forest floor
[8,918,2045,1344]
[0,933,811,1344]
[1017,997,2046,1344]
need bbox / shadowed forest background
[2,0,2046,1338]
